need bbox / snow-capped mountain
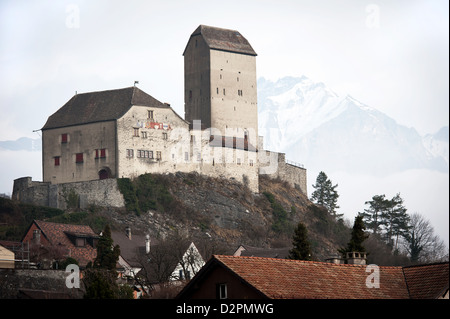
[258,76,449,176]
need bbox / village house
[21,220,99,268]
[111,227,205,298]
[0,244,15,269]
[177,255,449,299]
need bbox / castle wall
[42,121,117,184]
[12,177,124,210]
[116,105,259,192]
[259,150,307,195]
[209,49,258,147]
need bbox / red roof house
[177,255,449,299]
[22,220,99,267]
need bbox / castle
[12,25,307,209]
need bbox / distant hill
[0,137,41,151]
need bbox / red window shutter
[76,153,83,163]
[54,157,60,166]
[61,134,68,143]
[95,149,99,159]
[100,149,106,158]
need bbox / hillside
[0,173,353,262]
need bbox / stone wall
[0,268,84,298]
[12,177,124,210]
[259,150,307,195]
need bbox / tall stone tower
[183,25,258,147]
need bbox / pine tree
[288,222,312,261]
[339,215,368,256]
[383,193,410,251]
[94,224,120,270]
[311,171,341,219]
[360,194,390,235]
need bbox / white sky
[0,0,448,141]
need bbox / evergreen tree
[310,171,341,219]
[84,225,133,299]
[288,222,312,261]
[383,193,410,251]
[360,194,390,235]
[339,215,368,256]
[94,224,120,270]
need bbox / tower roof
[183,25,257,56]
[42,86,170,130]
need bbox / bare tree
[402,213,448,263]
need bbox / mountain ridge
[257,76,449,175]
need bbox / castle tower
[183,25,258,147]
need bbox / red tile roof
[403,262,449,299]
[213,255,410,299]
[28,220,98,267]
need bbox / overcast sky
[0,0,448,141]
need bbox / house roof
[27,220,98,267]
[402,262,449,299]
[179,256,449,299]
[111,230,155,268]
[42,86,170,130]
[183,25,257,56]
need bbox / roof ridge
[213,254,406,269]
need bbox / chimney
[346,251,367,265]
[125,226,131,240]
[33,229,41,245]
[145,234,151,254]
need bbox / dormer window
[76,237,86,247]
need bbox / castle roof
[42,86,170,130]
[183,25,257,56]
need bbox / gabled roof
[183,25,257,56]
[42,86,170,130]
[179,256,450,299]
[403,262,449,299]
[111,230,155,268]
[26,220,98,267]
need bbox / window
[126,149,134,158]
[156,151,162,161]
[95,149,106,159]
[75,237,86,247]
[249,159,254,167]
[216,87,219,94]
[185,152,189,161]
[163,132,168,140]
[142,131,147,139]
[75,153,83,163]
[238,90,243,96]
[61,133,68,143]
[223,88,226,95]
[133,128,140,137]
[217,283,227,299]
[189,90,192,101]
[237,158,241,165]
[54,156,60,166]
[137,150,153,159]
[148,110,154,120]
